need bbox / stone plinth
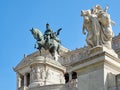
[70,46,120,90]
[29,56,66,90]
[29,84,65,90]
[29,84,77,90]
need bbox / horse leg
[38,47,42,55]
[49,47,59,61]
[57,44,60,55]
[37,44,42,55]
[86,34,94,48]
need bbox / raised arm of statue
[104,5,108,12]
[56,28,62,36]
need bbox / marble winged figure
[81,5,115,49]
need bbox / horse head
[81,10,92,24]
[30,28,43,41]
[81,10,91,16]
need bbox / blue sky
[0,0,120,90]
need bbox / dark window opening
[26,73,30,86]
[20,75,24,87]
[64,73,69,83]
[72,72,77,79]
[64,72,77,83]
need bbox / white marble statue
[81,5,115,49]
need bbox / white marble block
[70,46,120,90]
[28,56,66,90]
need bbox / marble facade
[14,34,120,90]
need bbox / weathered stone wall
[112,33,120,58]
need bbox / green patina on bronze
[30,23,62,61]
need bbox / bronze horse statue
[30,28,61,61]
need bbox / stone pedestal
[71,46,120,90]
[28,56,66,90]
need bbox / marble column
[68,72,72,87]
[17,73,21,90]
[24,73,27,90]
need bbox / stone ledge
[70,46,120,72]
[30,56,66,72]
[29,84,66,90]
